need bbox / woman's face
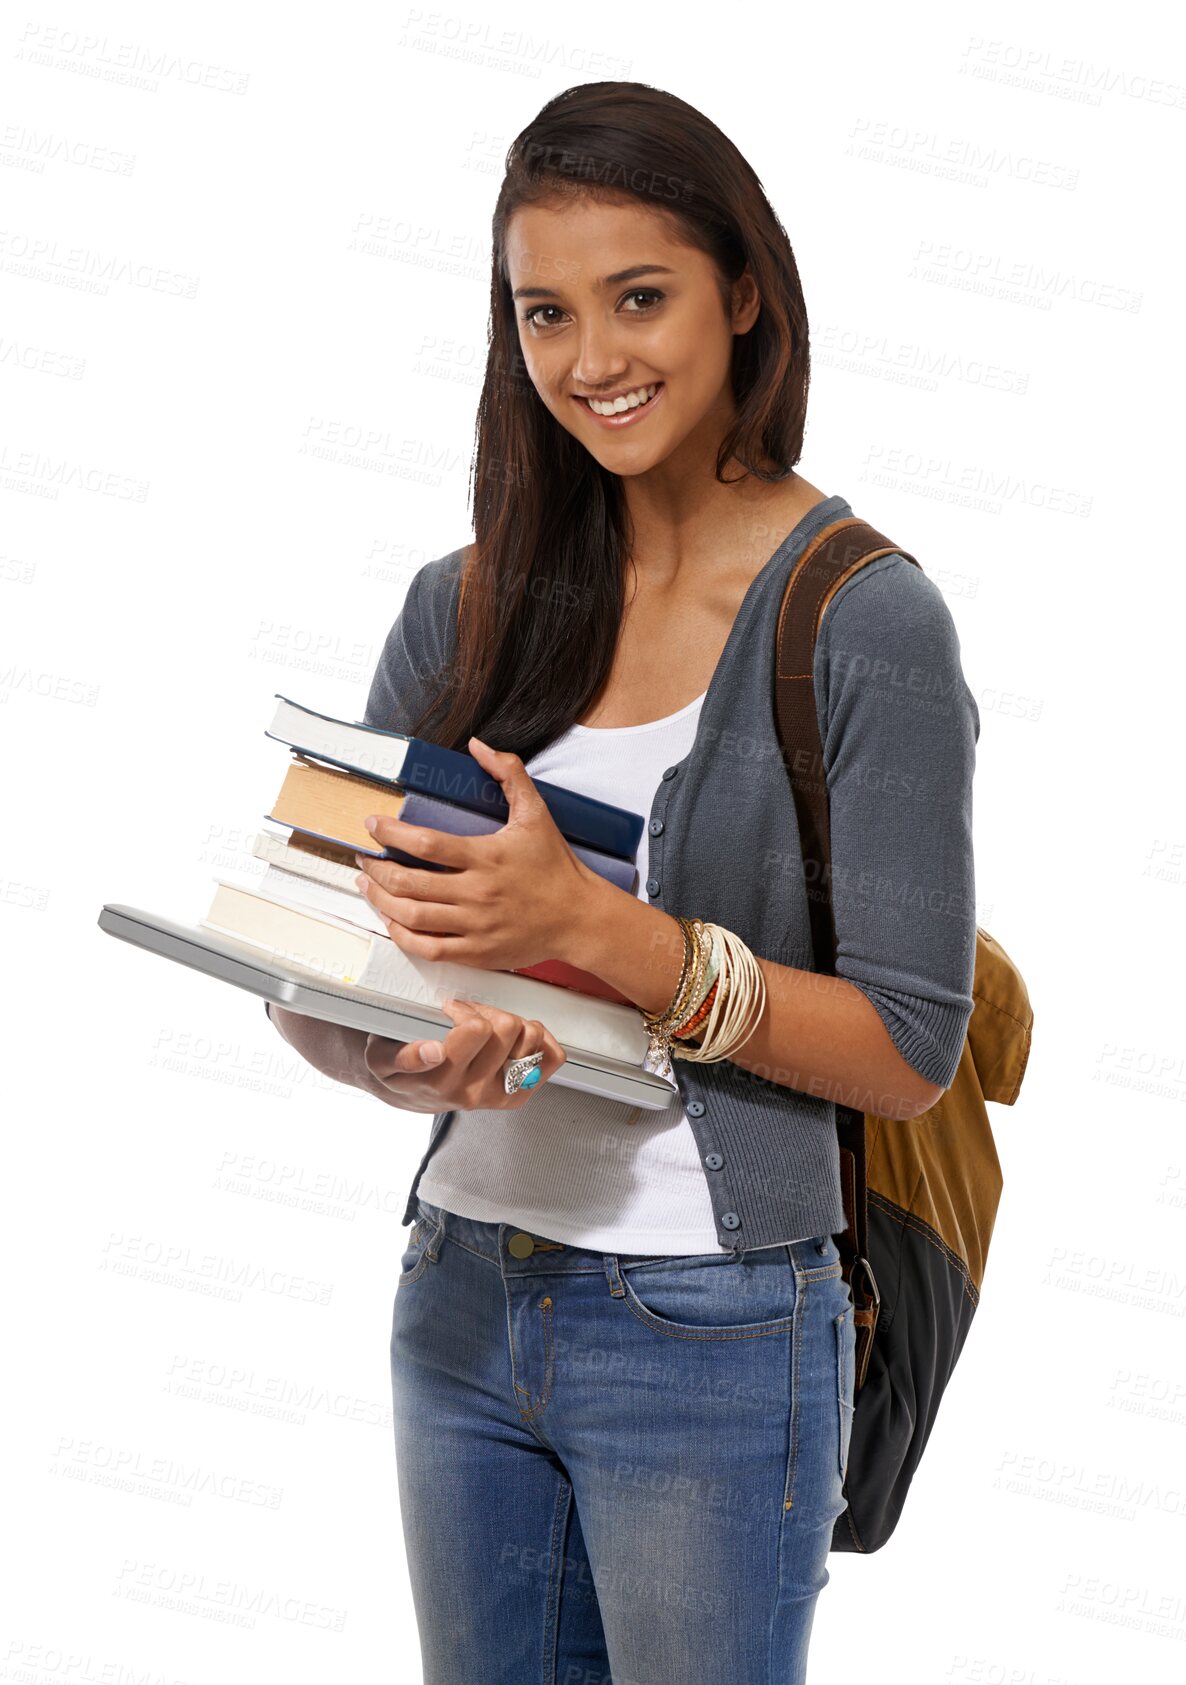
[506,194,759,478]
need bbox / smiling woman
[510,220,752,458]
[271,77,980,1685]
[396,92,814,766]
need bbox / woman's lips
[573,382,666,429]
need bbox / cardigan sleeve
[362,547,466,736]
[812,554,979,1091]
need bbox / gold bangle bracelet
[642,916,701,1037]
[641,916,709,1076]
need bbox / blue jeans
[391,1197,856,1685]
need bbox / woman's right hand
[363,995,567,1112]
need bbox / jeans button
[507,1233,535,1258]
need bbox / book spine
[400,738,643,860]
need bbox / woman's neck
[621,469,830,592]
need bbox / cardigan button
[661,765,679,780]
[646,878,661,897]
[704,1152,724,1171]
[648,819,664,836]
[687,1100,705,1118]
[721,1211,741,1231]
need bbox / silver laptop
[97,903,677,1110]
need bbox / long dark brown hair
[404,80,811,764]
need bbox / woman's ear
[731,266,762,335]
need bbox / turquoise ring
[504,1051,545,1095]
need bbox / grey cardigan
[361,493,979,1251]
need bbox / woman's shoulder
[812,545,979,741]
[397,540,471,650]
[414,540,471,594]
[364,540,470,732]
[818,548,963,655]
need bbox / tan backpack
[774,515,1033,1554]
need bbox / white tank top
[416,689,734,1254]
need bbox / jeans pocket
[617,1247,798,1339]
[835,1308,855,1483]
[398,1211,443,1289]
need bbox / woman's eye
[624,289,663,312]
[522,290,664,332]
[523,305,566,331]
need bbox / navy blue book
[264,694,645,863]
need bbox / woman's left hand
[353,735,601,971]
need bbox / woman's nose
[571,323,628,388]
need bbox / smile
[574,382,665,429]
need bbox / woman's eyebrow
[512,263,676,300]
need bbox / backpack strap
[774,517,919,972]
[773,516,920,1386]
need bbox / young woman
[270,81,978,1685]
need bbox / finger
[467,737,546,824]
[365,1035,445,1080]
[365,1009,493,1084]
[482,1016,560,1103]
[362,814,469,870]
[427,998,503,1076]
[503,1020,566,1106]
[369,912,470,962]
[438,993,505,1027]
[393,1039,447,1073]
[354,851,463,901]
[358,875,468,936]
[442,998,532,1092]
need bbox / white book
[254,861,390,938]
[199,878,655,1069]
[251,826,364,895]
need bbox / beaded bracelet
[673,924,720,1038]
[640,918,766,1074]
[676,925,767,1064]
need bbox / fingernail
[420,1042,444,1064]
[364,816,379,833]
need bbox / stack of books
[200,693,649,1022]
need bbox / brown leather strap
[774,517,918,974]
[774,518,920,1390]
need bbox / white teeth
[587,383,658,416]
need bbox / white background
[3,1,1184,1680]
